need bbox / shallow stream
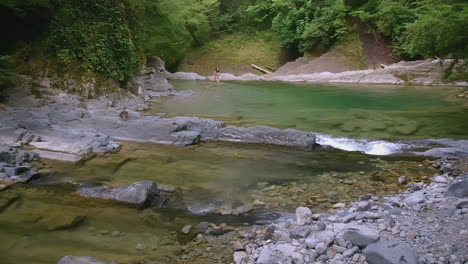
[1,81,466,263]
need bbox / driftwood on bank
[251,64,272,74]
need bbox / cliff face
[269,30,398,77]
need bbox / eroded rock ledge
[168,59,467,87]
[0,83,316,162]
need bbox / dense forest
[0,0,467,95]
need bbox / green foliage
[272,6,309,50]
[301,0,350,51]
[400,0,468,58]
[49,0,142,81]
[1,0,467,83]
[271,0,349,52]
[0,55,15,101]
[353,0,468,59]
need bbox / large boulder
[342,225,380,247]
[57,256,117,264]
[77,180,161,207]
[363,240,417,264]
[446,180,468,198]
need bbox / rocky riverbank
[168,59,468,87]
[0,75,319,163]
[180,158,468,264]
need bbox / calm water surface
[148,81,468,140]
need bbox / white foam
[316,134,407,155]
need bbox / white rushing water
[316,134,409,155]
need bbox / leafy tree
[49,0,142,81]
[400,0,468,58]
[301,0,350,51]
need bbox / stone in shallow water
[46,213,87,231]
[78,180,161,207]
[181,225,192,234]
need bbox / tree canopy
[0,0,466,82]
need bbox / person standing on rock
[213,67,221,85]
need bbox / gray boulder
[57,256,117,264]
[363,240,417,264]
[295,206,312,226]
[404,191,426,206]
[77,180,161,207]
[290,226,311,239]
[257,244,298,264]
[446,180,468,198]
[342,225,380,247]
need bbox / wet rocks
[398,176,407,185]
[342,225,380,247]
[77,180,162,207]
[181,225,192,234]
[363,240,417,264]
[46,213,87,231]
[295,206,312,226]
[0,145,39,187]
[57,256,117,264]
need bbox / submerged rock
[0,192,20,211]
[77,180,161,207]
[218,126,316,149]
[47,213,87,231]
[57,256,117,264]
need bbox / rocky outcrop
[168,72,207,80]
[57,256,117,264]
[173,59,466,86]
[0,145,39,188]
[77,180,162,207]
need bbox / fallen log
[251,64,272,74]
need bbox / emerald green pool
[148,81,468,140]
